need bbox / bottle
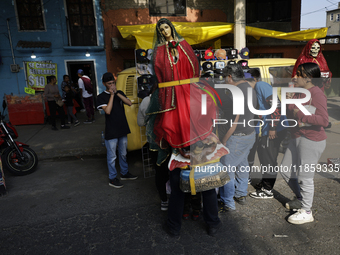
[101,131,105,146]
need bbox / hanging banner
[118,22,328,49]
[26,62,57,91]
[214,39,221,50]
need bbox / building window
[65,0,97,46]
[14,0,45,31]
[330,13,334,21]
[337,14,340,22]
[246,0,291,23]
[149,0,186,16]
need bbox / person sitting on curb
[97,72,137,188]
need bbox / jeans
[219,132,256,210]
[105,136,128,180]
[280,136,326,211]
[67,106,78,123]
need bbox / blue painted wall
[0,0,107,99]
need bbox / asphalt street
[1,125,340,254]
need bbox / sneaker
[120,172,138,180]
[163,223,180,237]
[208,222,222,237]
[288,209,314,224]
[248,178,252,185]
[84,119,92,124]
[234,196,247,205]
[74,120,80,127]
[192,211,201,221]
[80,109,86,112]
[161,200,168,211]
[218,204,235,213]
[51,126,58,131]
[60,125,70,129]
[67,121,71,124]
[249,188,274,199]
[285,197,302,210]
[182,213,190,220]
[109,178,123,188]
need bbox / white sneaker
[249,188,274,199]
[288,209,314,224]
[161,200,168,211]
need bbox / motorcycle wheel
[2,147,38,176]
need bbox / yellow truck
[115,58,297,151]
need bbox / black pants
[150,150,169,202]
[48,100,66,127]
[167,168,220,232]
[257,130,287,190]
[183,192,201,214]
[248,134,259,168]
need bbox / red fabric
[80,77,93,94]
[292,39,332,92]
[287,86,328,141]
[153,40,217,148]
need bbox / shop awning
[117,22,328,49]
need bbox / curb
[37,147,107,161]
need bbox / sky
[300,0,339,29]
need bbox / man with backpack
[77,69,95,124]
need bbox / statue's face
[310,42,320,57]
[159,23,173,41]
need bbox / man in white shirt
[77,69,94,124]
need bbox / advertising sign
[26,62,57,91]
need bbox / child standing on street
[64,85,80,127]
[97,72,137,188]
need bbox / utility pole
[234,0,246,55]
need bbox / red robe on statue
[292,39,332,92]
[152,39,217,149]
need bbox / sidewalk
[15,110,107,161]
[14,96,340,161]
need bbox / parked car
[115,58,297,151]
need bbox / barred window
[149,0,186,16]
[246,0,291,23]
[15,0,45,31]
[65,0,97,46]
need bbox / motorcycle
[0,100,38,176]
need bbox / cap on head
[77,69,84,75]
[244,72,253,79]
[102,72,115,83]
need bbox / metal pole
[7,18,20,94]
[7,18,16,65]
[234,0,246,57]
